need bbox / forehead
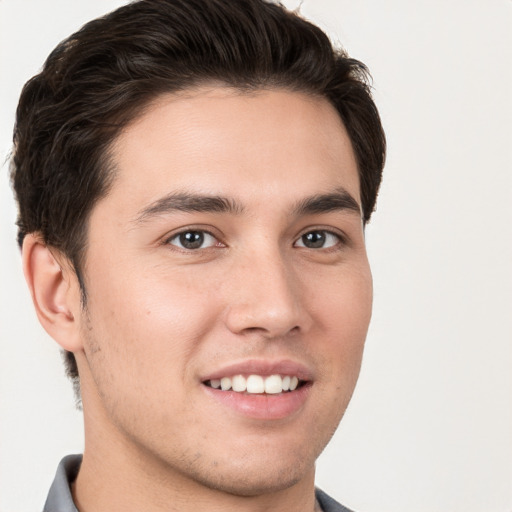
[104,87,360,215]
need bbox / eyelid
[162,226,226,250]
[293,227,348,248]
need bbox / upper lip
[201,359,314,382]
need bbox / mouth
[204,374,306,395]
[200,360,313,419]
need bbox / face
[75,87,372,495]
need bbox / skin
[24,87,372,512]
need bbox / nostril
[223,294,310,338]
[241,324,300,338]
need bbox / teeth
[264,375,283,394]
[220,377,232,391]
[208,374,302,394]
[232,375,246,392]
[246,375,265,393]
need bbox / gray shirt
[43,454,354,512]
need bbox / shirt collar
[43,454,82,512]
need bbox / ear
[22,233,83,352]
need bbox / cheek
[305,263,372,389]
[307,261,373,339]
[83,263,224,385]
[79,267,225,441]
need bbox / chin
[186,457,312,497]
[152,435,319,498]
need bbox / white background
[0,1,511,511]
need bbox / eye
[294,230,341,249]
[167,230,219,250]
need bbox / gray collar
[43,454,81,512]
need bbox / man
[10,0,385,510]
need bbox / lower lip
[202,383,312,420]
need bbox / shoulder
[316,488,356,512]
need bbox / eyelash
[164,227,347,252]
[294,229,345,250]
[164,229,223,251]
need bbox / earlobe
[22,234,83,352]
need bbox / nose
[223,249,312,339]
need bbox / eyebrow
[292,188,361,217]
[133,187,361,225]
[133,192,245,223]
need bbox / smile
[205,374,302,394]
[201,361,313,419]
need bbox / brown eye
[295,231,339,249]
